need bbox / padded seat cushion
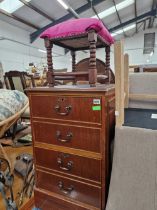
[0,89,28,121]
[40,18,114,45]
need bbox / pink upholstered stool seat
[40,18,114,46]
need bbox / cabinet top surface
[27,84,115,93]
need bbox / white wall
[0,19,67,72]
[124,28,157,65]
[95,28,157,71]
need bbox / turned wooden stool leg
[106,46,110,84]
[44,38,54,87]
[88,30,97,87]
[71,51,76,72]
[71,51,76,84]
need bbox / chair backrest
[4,71,35,94]
[76,58,115,84]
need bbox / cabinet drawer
[30,95,101,123]
[33,121,101,153]
[36,170,101,208]
[35,147,101,182]
[34,188,99,210]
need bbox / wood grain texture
[34,142,101,159]
[33,121,101,152]
[34,147,101,182]
[28,85,115,210]
[44,39,54,87]
[27,84,115,93]
[89,41,97,86]
[124,54,129,108]
[36,169,101,208]
[76,58,115,84]
[30,95,102,123]
[114,41,124,127]
[34,188,99,210]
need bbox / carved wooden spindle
[105,46,111,83]
[71,51,76,72]
[88,30,97,87]
[44,38,54,87]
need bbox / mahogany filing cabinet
[28,85,115,210]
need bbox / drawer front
[36,170,101,208]
[30,95,101,123]
[35,147,101,182]
[34,188,99,210]
[33,121,101,153]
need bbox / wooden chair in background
[4,70,36,119]
[76,58,115,84]
[3,71,35,139]
[4,71,35,94]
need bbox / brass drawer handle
[54,105,72,116]
[58,181,74,195]
[56,131,73,143]
[57,157,73,171]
